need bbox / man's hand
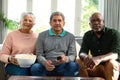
[83,56,101,69]
[57,54,67,64]
[45,60,55,71]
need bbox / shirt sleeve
[0,34,12,63]
[36,33,47,65]
[110,30,120,53]
[66,35,77,62]
[79,33,89,55]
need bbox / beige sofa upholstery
[75,41,80,59]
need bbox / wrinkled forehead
[90,13,103,21]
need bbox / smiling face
[20,14,35,31]
[50,15,65,34]
[89,13,104,32]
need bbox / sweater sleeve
[0,34,12,63]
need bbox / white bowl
[15,54,36,68]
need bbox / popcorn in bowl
[15,54,36,68]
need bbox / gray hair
[50,11,65,22]
[20,12,36,21]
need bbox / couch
[0,38,82,80]
[0,61,6,80]
[0,44,6,80]
[0,37,84,80]
[0,37,103,80]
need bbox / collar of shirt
[48,28,66,37]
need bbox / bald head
[89,12,104,21]
[89,12,104,32]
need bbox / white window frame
[3,0,103,36]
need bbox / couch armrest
[0,61,6,80]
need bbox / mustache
[54,25,61,27]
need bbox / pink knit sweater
[0,30,38,63]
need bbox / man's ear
[49,22,51,26]
[63,22,65,26]
[89,22,90,25]
[103,20,105,23]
